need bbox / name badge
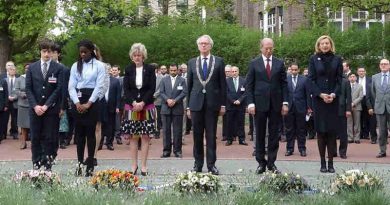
[177,85,183,90]
[48,75,57,83]
[0,87,3,91]
[240,87,245,91]
[77,91,82,98]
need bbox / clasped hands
[248,104,289,116]
[167,99,176,107]
[132,101,145,112]
[75,101,92,114]
[34,105,48,116]
[320,93,334,103]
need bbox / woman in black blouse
[121,43,156,176]
[308,35,343,173]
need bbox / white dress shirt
[358,77,366,96]
[135,66,143,89]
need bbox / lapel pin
[317,58,321,61]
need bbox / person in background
[153,64,163,139]
[4,61,19,139]
[15,63,31,149]
[111,65,124,145]
[0,76,8,144]
[222,64,232,142]
[347,73,363,144]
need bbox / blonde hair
[315,35,335,54]
[196,35,214,48]
[129,43,147,60]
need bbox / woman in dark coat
[308,35,343,173]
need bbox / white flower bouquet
[13,170,61,188]
[330,169,383,193]
[173,171,220,194]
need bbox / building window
[327,8,343,31]
[268,8,276,34]
[259,12,263,31]
[278,6,283,36]
[352,10,384,29]
[177,0,188,10]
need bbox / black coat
[308,53,343,134]
[226,76,247,110]
[287,75,311,114]
[0,79,8,111]
[123,63,156,106]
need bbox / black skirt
[71,88,100,126]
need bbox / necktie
[266,58,271,79]
[382,74,388,90]
[202,58,208,80]
[234,78,238,92]
[42,62,48,79]
[292,76,297,90]
[9,78,14,93]
[172,77,175,89]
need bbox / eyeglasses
[380,63,389,65]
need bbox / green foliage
[61,20,261,74]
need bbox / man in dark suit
[337,77,352,159]
[284,63,311,157]
[160,64,187,158]
[246,38,288,174]
[357,67,377,143]
[111,65,124,145]
[222,65,232,141]
[99,75,121,150]
[187,35,226,175]
[4,61,19,139]
[226,66,247,146]
[0,78,8,142]
[25,39,63,170]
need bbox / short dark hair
[112,65,120,70]
[53,43,61,53]
[347,72,356,77]
[343,61,350,67]
[38,38,55,50]
[150,63,159,70]
[290,62,299,67]
[169,63,177,68]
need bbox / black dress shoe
[340,154,347,159]
[348,140,354,143]
[191,166,202,172]
[97,144,103,150]
[174,153,182,158]
[208,166,219,175]
[225,141,232,146]
[116,138,123,145]
[239,141,248,146]
[256,165,266,174]
[252,151,255,156]
[106,145,114,150]
[184,130,190,135]
[320,167,327,173]
[268,165,280,173]
[371,140,377,144]
[355,140,360,144]
[85,167,94,177]
[285,150,293,156]
[376,153,386,158]
[300,151,307,157]
[160,152,171,158]
[59,143,66,149]
[94,158,98,166]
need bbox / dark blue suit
[285,74,311,153]
[101,76,121,146]
[246,55,288,169]
[357,76,377,142]
[226,76,247,142]
[0,79,9,140]
[26,60,63,169]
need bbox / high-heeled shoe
[141,168,148,176]
[131,166,138,175]
[75,163,83,177]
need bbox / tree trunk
[0,33,12,75]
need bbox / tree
[0,0,56,74]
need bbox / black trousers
[285,107,306,152]
[337,116,348,155]
[162,114,183,154]
[222,115,227,139]
[75,123,96,168]
[30,112,60,168]
[66,109,75,144]
[101,111,116,146]
[156,105,162,132]
[191,103,219,169]
[305,115,316,138]
[249,114,254,134]
[255,108,282,168]
[0,111,7,139]
[185,116,192,132]
[5,106,18,136]
[226,109,245,141]
[361,97,377,141]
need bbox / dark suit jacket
[104,76,121,113]
[25,60,63,115]
[338,78,352,116]
[187,55,226,111]
[287,75,311,113]
[246,56,288,112]
[0,78,8,111]
[123,63,156,105]
[357,76,375,109]
[308,54,343,97]
[160,75,187,115]
[61,66,70,110]
[226,76,247,110]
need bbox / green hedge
[62,21,389,75]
